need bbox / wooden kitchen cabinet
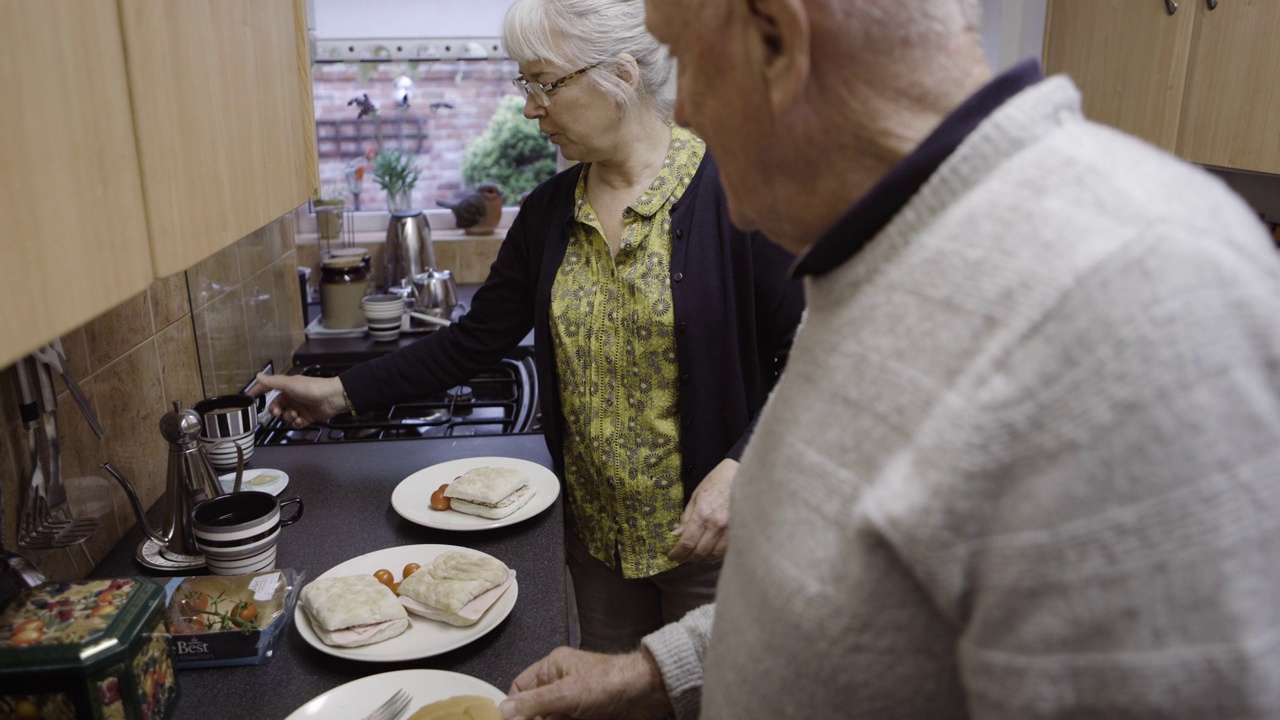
[0,0,319,368]
[1176,1,1280,175]
[1045,0,1280,175]
[119,0,320,277]
[0,0,155,370]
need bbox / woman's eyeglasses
[512,62,604,107]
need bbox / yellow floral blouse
[551,126,706,579]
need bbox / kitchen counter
[293,284,533,366]
[92,433,566,720]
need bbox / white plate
[295,544,518,662]
[284,668,505,720]
[219,468,289,496]
[391,457,559,531]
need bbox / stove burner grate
[255,352,539,445]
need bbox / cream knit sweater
[643,76,1280,718]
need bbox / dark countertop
[294,283,535,367]
[92,433,565,720]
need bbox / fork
[362,689,411,720]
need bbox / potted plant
[371,149,422,213]
[313,184,346,240]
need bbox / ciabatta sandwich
[407,696,502,720]
[443,466,534,519]
[397,551,516,627]
[300,574,409,647]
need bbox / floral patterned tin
[0,578,177,720]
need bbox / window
[313,57,525,213]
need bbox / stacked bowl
[361,294,406,342]
[192,394,258,471]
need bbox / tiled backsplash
[0,213,303,581]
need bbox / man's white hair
[503,0,676,120]
[819,0,981,56]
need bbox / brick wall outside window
[313,59,523,211]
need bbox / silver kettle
[385,210,436,289]
[102,401,242,560]
[410,268,459,319]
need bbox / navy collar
[792,59,1044,278]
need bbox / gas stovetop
[255,349,540,445]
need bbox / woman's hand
[500,647,672,720]
[667,458,738,563]
[248,373,348,428]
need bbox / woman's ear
[613,52,642,89]
[746,0,809,112]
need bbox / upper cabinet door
[1043,0,1196,152]
[119,0,320,277]
[1177,1,1280,175]
[0,0,154,369]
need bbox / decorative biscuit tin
[0,578,177,719]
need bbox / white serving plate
[391,457,559,531]
[284,668,505,720]
[295,544,517,662]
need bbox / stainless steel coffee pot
[385,210,436,289]
[411,268,459,319]
[103,401,242,560]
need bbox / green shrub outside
[462,95,558,203]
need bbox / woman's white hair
[502,0,675,120]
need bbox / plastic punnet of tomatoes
[0,577,176,720]
[162,569,301,669]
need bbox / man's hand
[667,458,738,563]
[247,373,348,428]
[500,647,672,720]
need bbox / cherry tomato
[13,618,43,634]
[430,483,451,511]
[373,569,394,586]
[403,563,421,579]
[182,591,211,613]
[237,602,258,622]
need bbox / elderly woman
[255,0,803,652]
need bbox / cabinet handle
[1164,0,1177,15]
[1206,0,1218,8]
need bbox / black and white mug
[191,491,303,575]
[192,394,261,439]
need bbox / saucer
[135,539,206,571]
[219,468,289,496]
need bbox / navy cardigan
[342,155,805,501]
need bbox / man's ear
[746,0,809,112]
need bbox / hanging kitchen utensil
[33,352,101,543]
[15,355,100,552]
[0,453,46,605]
[33,340,104,438]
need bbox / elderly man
[501,0,1280,718]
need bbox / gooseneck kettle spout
[102,401,242,560]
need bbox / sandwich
[299,574,409,647]
[443,466,535,519]
[407,695,502,720]
[397,551,516,627]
